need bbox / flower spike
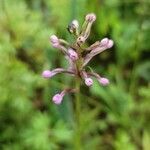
[43,13,113,104]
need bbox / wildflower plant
[42,13,113,104]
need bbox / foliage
[0,0,149,149]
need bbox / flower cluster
[42,13,114,104]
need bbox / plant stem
[129,1,145,95]
[75,77,81,150]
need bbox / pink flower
[85,13,96,22]
[100,38,114,48]
[83,38,114,67]
[50,35,59,48]
[50,35,59,43]
[68,48,78,61]
[52,89,76,105]
[81,71,93,87]
[100,38,109,46]
[107,40,114,48]
[42,68,75,79]
[42,70,53,78]
[52,94,63,104]
[85,78,93,86]
[99,78,109,86]
[87,72,110,86]
[42,13,114,104]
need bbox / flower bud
[85,13,96,22]
[72,20,79,29]
[85,78,93,86]
[99,78,109,86]
[52,94,63,104]
[100,38,109,46]
[50,35,59,43]
[68,20,79,34]
[107,40,114,48]
[50,35,59,47]
[68,48,78,61]
[42,70,53,78]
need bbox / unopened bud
[85,78,93,86]
[68,48,78,61]
[85,13,96,22]
[100,38,109,46]
[99,78,109,86]
[42,70,53,78]
[52,94,63,104]
[50,35,59,47]
[100,38,114,48]
[72,20,79,29]
[107,40,114,48]
[68,20,79,34]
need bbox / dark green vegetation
[0,0,150,149]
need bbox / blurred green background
[0,0,150,149]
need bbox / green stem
[75,77,81,150]
[129,1,145,95]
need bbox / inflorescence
[42,13,114,104]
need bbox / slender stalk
[75,77,81,150]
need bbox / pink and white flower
[85,78,93,87]
[85,13,96,22]
[99,78,110,86]
[42,13,113,104]
[68,48,78,61]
